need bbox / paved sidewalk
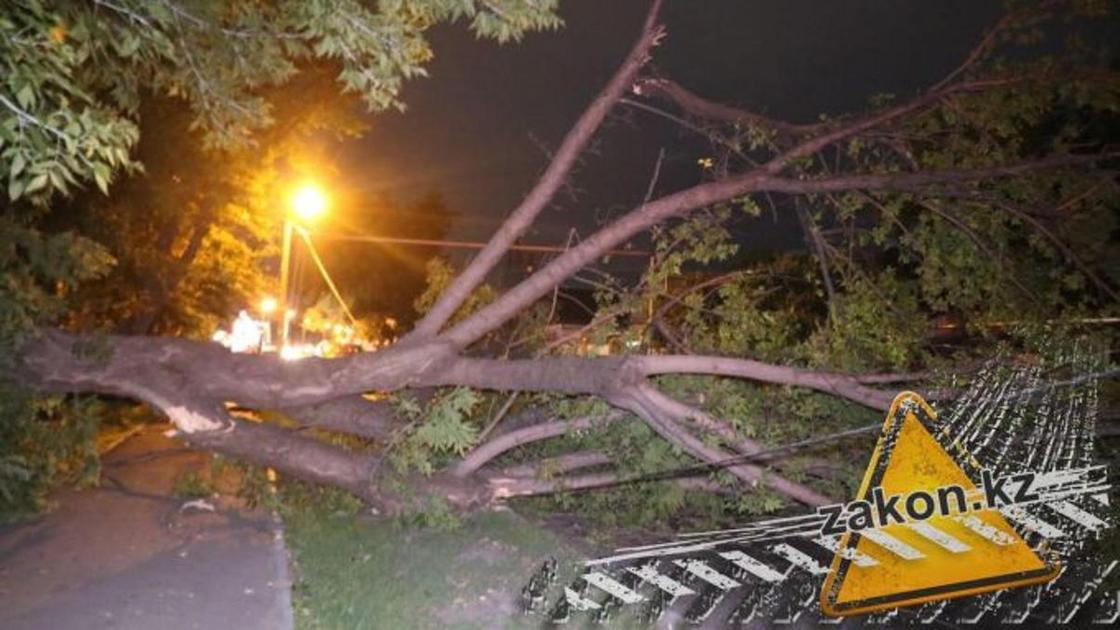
[0,425,294,630]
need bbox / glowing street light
[290,183,328,223]
[259,296,278,315]
[279,182,330,348]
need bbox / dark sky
[335,0,1002,260]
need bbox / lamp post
[279,182,328,348]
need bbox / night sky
[335,0,1003,260]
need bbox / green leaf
[92,163,110,194]
[8,177,24,201]
[16,85,35,109]
[10,153,25,178]
[47,168,64,192]
[25,173,48,194]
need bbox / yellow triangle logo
[820,392,1060,617]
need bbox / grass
[283,502,583,629]
[171,470,216,499]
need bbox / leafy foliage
[2,0,561,203]
[391,387,481,475]
[413,257,497,325]
[58,64,365,337]
[0,391,103,521]
[171,470,215,499]
[0,180,111,521]
[0,0,559,517]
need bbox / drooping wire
[537,366,1117,497]
[294,226,360,328]
[541,422,881,496]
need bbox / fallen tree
[9,0,1119,516]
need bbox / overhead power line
[541,423,881,497]
[309,231,651,257]
[295,227,359,328]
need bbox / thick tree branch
[753,153,1115,196]
[20,330,901,418]
[406,0,664,340]
[930,0,1065,91]
[19,329,458,410]
[451,414,621,477]
[637,72,1030,162]
[187,419,521,513]
[428,356,637,396]
[185,420,377,499]
[637,355,895,409]
[18,328,865,507]
[500,450,613,477]
[635,77,829,138]
[853,371,937,384]
[483,471,622,498]
[991,199,1120,303]
[440,147,1112,348]
[609,384,833,506]
[482,470,729,498]
[281,396,399,441]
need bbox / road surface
[0,425,294,630]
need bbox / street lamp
[279,182,329,348]
[291,184,327,223]
[259,296,278,315]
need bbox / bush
[0,389,103,522]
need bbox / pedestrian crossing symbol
[820,392,1061,617]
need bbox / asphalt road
[0,425,294,630]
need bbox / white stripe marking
[564,586,601,611]
[626,564,694,598]
[1031,466,1106,491]
[1001,506,1066,539]
[582,572,645,604]
[906,521,971,553]
[673,559,740,590]
[770,542,830,575]
[815,535,878,567]
[1048,501,1108,532]
[718,550,787,582]
[953,514,1015,546]
[860,529,925,560]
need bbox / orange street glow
[290,183,328,222]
